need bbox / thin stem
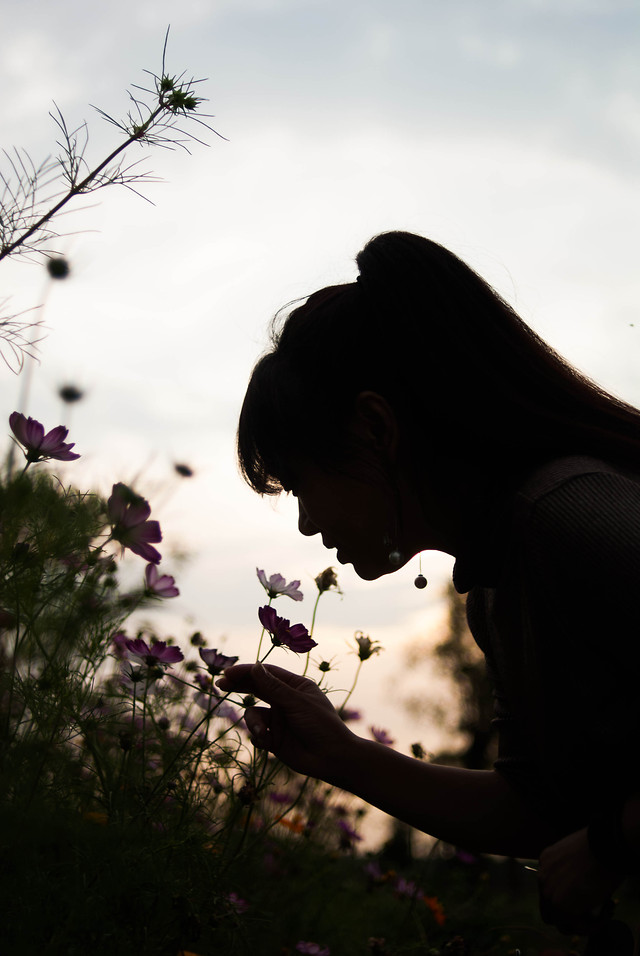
[0,103,165,262]
[340,659,363,712]
[255,595,273,660]
[302,589,322,677]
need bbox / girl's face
[290,458,402,581]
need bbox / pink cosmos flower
[370,726,395,746]
[125,637,184,669]
[257,568,303,601]
[199,647,239,675]
[107,483,162,564]
[144,563,179,597]
[9,411,80,463]
[296,944,330,955]
[258,605,317,653]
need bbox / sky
[1,0,639,778]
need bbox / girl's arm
[217,661,559,858]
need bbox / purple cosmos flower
[395,877,422,899]
[269,791,295,804]
[9,411,80,463]
[296,944,330,955]
[370,726,395,746]
[144,563,179,597]
[125,637,184,669]
[258,605,317,653]
[111,631,129,659]
[337,819,362,848]
[339,707,362,723]
[225,892,249,915]
[107,483,162,564]
[199,647,239,675]
[257,568,303,601]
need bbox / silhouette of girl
[219,231,640,940]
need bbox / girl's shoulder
[513,455,640,590]
[515,455,640,508]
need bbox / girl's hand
[538,826,623,935]
[216,662,358,783]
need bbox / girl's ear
[351,391,399,459]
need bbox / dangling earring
[414,553,428,589]
[384,533,404,567]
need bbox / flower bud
[315,567,340,593]
[354,631,382,661]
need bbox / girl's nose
[298,500,319,537]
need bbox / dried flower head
[46,256,70,279]
[58,383,84,403]
[315,567,340,593]
[174,462,194,478]
[354,631,382,661]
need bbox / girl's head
[239,231,640,508]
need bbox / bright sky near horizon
[1,0,639,771]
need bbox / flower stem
[302,589,323,677]
[341,659,363,712]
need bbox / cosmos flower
[125,637,184,669]
[111,631,129,659]
[199,647,239,675]
[337,818,362,847]
[258,605,317,653]
[9,411,80,463]
[257,568,303,601]
[225,892,249,915]
[145,563,179,598]
[370,726,395,746]
[395,877,422,899]
[296,943,330,955]
[338,707,362,723]
[107,483,162,564]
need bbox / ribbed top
[455,457,640,833]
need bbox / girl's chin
[344,556,394,581]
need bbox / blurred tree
[403,581,496,772]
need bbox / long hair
[238,231,640,494]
